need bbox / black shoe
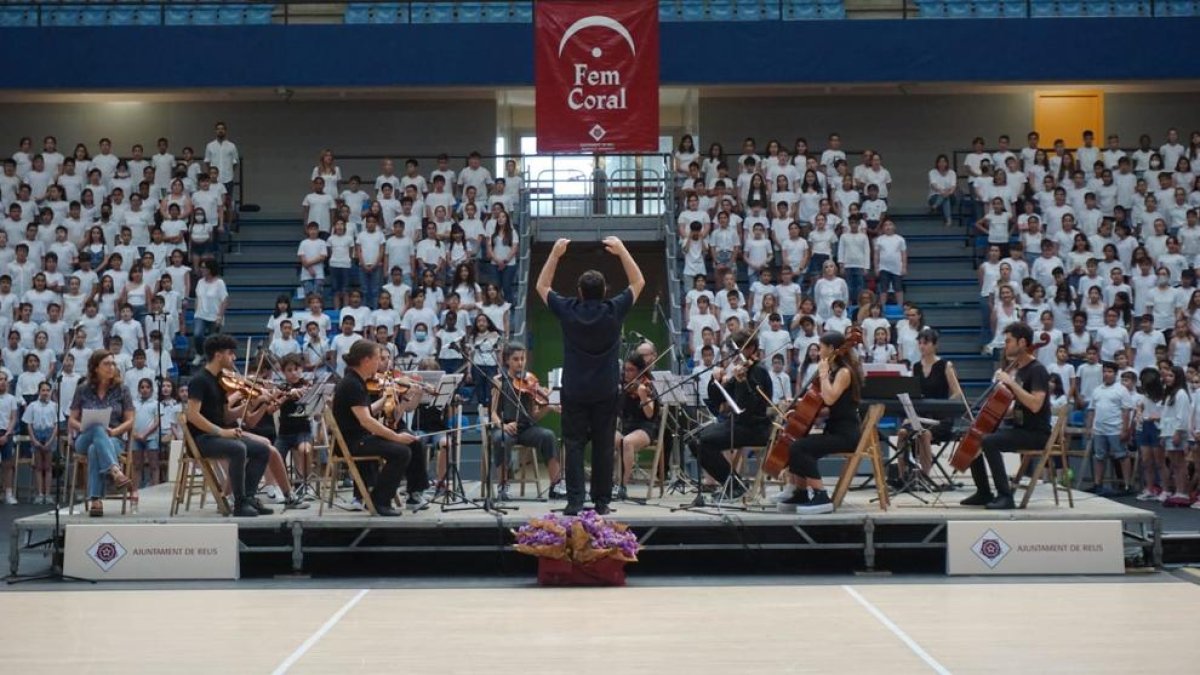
[796,489,834,515]
[562,502,584,516]
[548,482,568,500]
[960,491,995,507]
[985,494,1016,510]
[614,485,628,501]
[781,489,813,505]
[375,504,402,517]
[232,500,260,518]
[251,498,275,516]
[593,503,612,516]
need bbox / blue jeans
[301,277,323,299]
[193,317,217,358]
[843,267,865,303]
[77,426,121,499]
[496,264,517,303]
[928,193,955,223]
[359,265,383,307]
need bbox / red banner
[535,0,659,154]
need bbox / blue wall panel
[0,18,1198,89]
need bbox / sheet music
[80,408,110,431]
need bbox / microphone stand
[441,336,512,514]
[7,365,94,585]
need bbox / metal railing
[0,0,1185,28]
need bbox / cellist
[779,331,863,515]
[960,323,1051,510]
[687,329,772,500]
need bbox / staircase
[889,214,988,398]
[221,217,303,338]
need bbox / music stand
[653,372,701,495]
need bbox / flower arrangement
[513,510,640,564]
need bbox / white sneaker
[347,498,364,512]
[1135,489,1157,501]
[1190,500,1200,510]
[262,485,285,504]
[1156,490,1170,503]
[3,493,16,505]
[769,485,796,503]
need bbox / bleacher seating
[917,0,1155,16]
[6,3,274,27]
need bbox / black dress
[913,358,955,441]
[787,366,861,480]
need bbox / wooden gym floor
[0,576,1194,674]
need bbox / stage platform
[10,481,1161,576]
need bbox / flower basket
[512,510,640,587]
[537,556,627,587]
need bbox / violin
[512,371,551,406]
[762,327,863,477]
[219,369,270,400]
[950,332,1052,472]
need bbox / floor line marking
[842,585,952,675]
[272,588,370,675]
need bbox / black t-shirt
[187,368,229,438]
[1011,358,1051,434]
[620,384,659,430]
[547,287,634,404]
[708,362,772,429]
[278,382,310,435]
[914,359,950,399]
[496,372,536,431]
[332,368,371,448]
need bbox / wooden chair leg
[831,450,860,509]
[870,438,889,510]
[1020,454,1048,509]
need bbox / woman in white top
[311,149,341,198]
[928,154,957,227]
[191,259,228,364]
[451,263,482,314]
[700,142,724,186]
[119,266,150,321]
[862,153,893,200]
[487,211,519,301]
[989,285,1021,357]
[158,179,192,221]
[896,304,928,365]
[479,283,511,335]
[468,313,502,408]
[796,171,824,224]
[812,259,849,321]
[673,135,698,181]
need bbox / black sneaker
[985,494,1016,510]
[777,488,812,513]
[548,481,568,500]
[593,503,612,516]
[232,500,260,518]
[405,494,430,513]
[613,485,628,501]
[796,489,834,515]
[562,501,584,516]
[375,504,402,517]
[959,491,995,507]
[250,498,275,515]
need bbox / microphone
[628,330,648,344]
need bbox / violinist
[614,358,659,500]
[331,340,420,517]
[780,331,863,515]
[184,334,273,518]
[276,354,316,497]
[228,364,310,511]
[366,352,430,512]
[687,329,772,499]
[490,343,562,503]
[960,322,1050,510]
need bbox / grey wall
[0,99,497,213]
[700,93,1035,209]
[1106,92,1200,145]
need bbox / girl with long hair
[780,331,862,514]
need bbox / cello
[762,327,863,477]
[949,332,1051,472]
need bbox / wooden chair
[512,445,544,498]
[631,408,671,500]
[170,414,231,516]
[1013,409,1073,509]
[830,404,888,511]
[749,423,787,503]
[66,431,137,516]
[320,408,383,516]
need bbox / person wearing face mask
[402,322,437,361]
[1145,266,1179,334]
[189,207,216,270]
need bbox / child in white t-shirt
[743,223,773,275]
[297,222,327,298]
[326,219,356,309]
[302,177,336,234]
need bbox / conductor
[537,236,645,515]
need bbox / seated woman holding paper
[69,349,134,517]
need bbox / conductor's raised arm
[603,236,645,302]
